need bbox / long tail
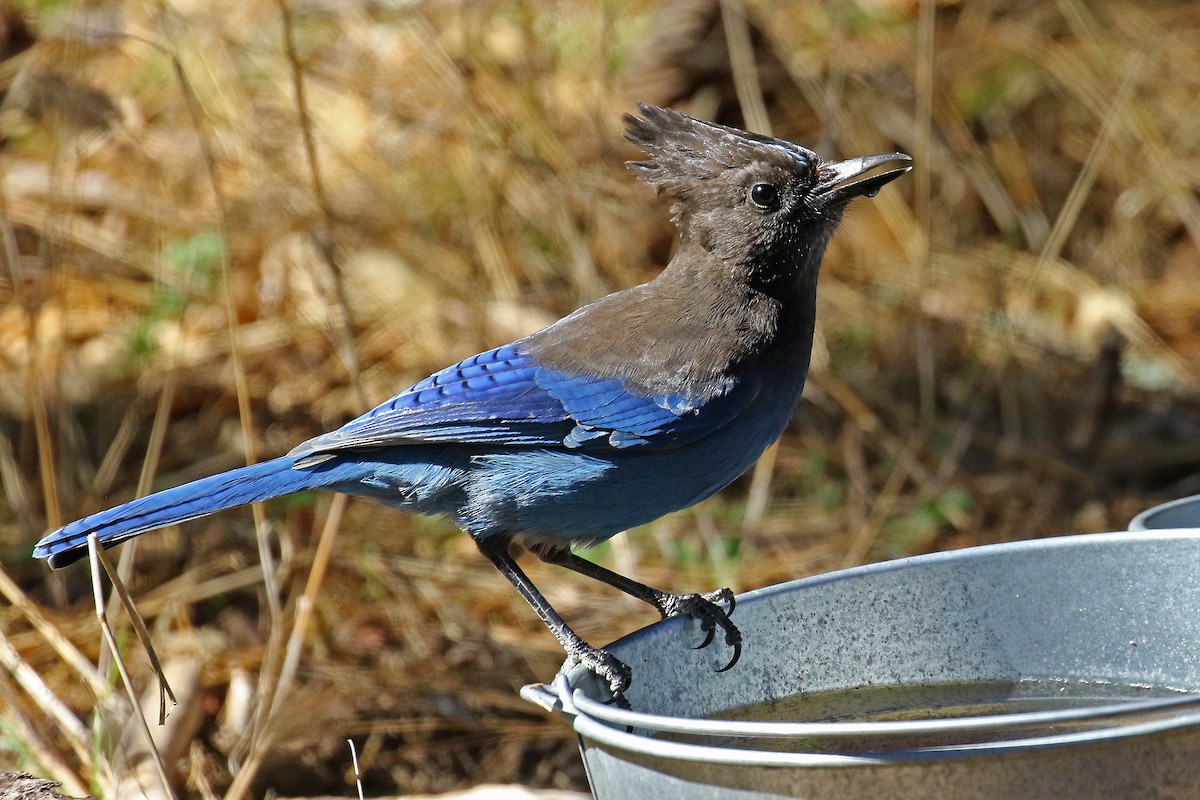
[34,455,345,568]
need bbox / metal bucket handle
[522,675,1200,765]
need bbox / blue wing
[290,343,760,462]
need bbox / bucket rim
[1129,494,1200,531]
[578,529,1200,662]
[522,529,1200,765]
[718,528,1200,611]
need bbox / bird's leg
[533,547,741,673]
[475,537,632,698]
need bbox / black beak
[815,152,912,207]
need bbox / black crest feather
[623,102,815,197]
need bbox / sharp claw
[716,641,742,672]
[603,692,633,710]
[659,589,743,673]
[601,688,633,730]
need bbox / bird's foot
[656,588,742,672]
[562,642,633,701]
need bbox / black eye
[750,182,779,210]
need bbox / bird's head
[624,103,911,283]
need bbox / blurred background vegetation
[1,0,1198,796]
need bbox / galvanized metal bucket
[1130,494,1200,530]
[523,531,1200,799]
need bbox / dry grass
[2,0,1199,796]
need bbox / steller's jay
[35,104,910,696]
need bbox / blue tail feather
[33,456,336,568]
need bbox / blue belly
[325,387,798,546]
[462,400,790,544]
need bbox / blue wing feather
[289,343,759,460]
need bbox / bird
[34,104,911,697]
